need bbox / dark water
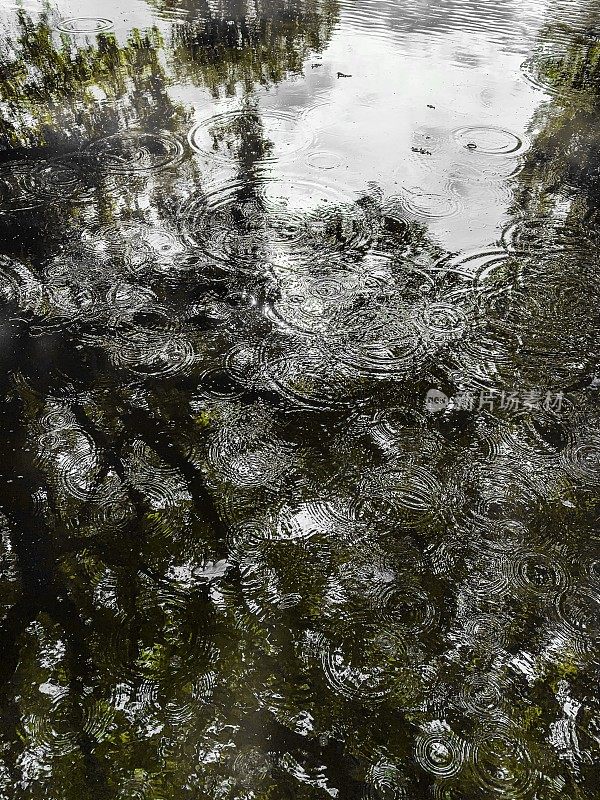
[0,0,599,797]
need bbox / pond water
[0,0,599,797]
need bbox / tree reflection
[167,0,339,94]
[0,17,177,149]
[0,0,338,148]
[0,2,600,799]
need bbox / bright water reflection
[0,0,599,798]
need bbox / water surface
[0,0,599,797]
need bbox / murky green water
[0,0,599,797]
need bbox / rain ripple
[86,131,184,174]
[34,403,100,502]
[188,107,313,164]
[110,328,196,378]
[453,126,524,155]
[414,724,471,780]
[562,431,600,485]
[319,636,391,704]
[0,155,98,211]
[470,725,536,799]
[55,17,113,33]
[385,187,463,221]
